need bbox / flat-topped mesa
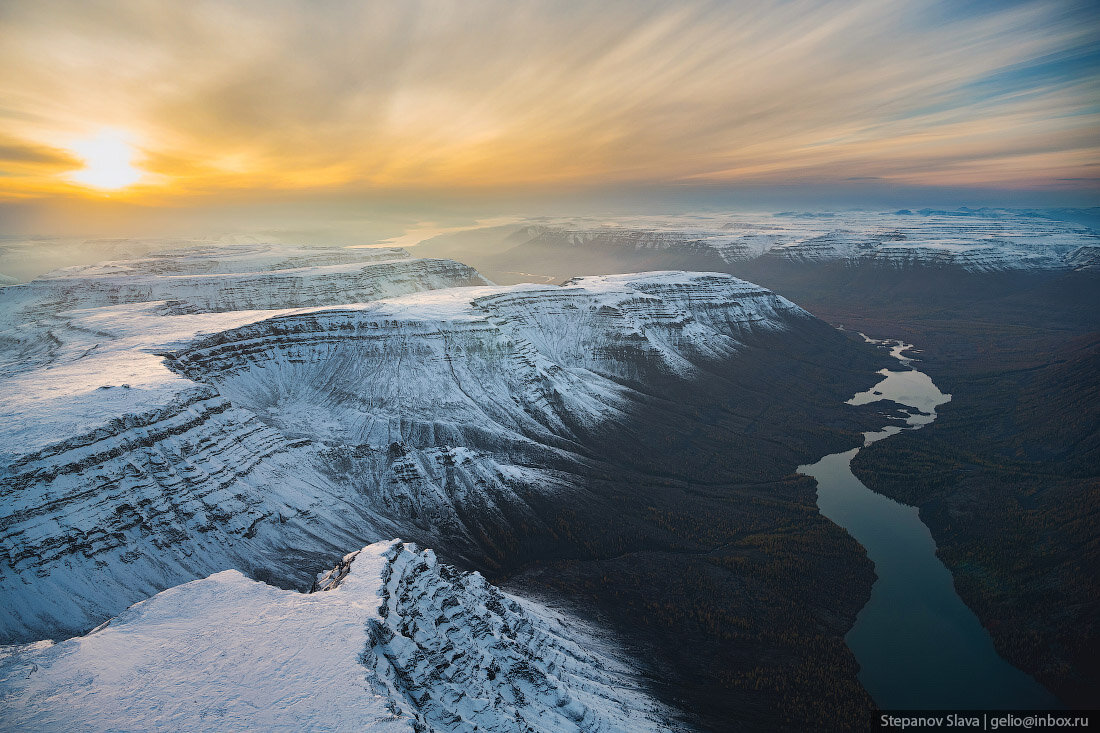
[165,273,811,448]
[0,540,678,732]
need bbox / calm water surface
[800,337,1060,709]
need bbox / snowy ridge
[1,265,811,643]
[357,541,674,731]
[0,540,676,732]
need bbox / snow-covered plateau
[0,539,677,732]
[0,242,814,648]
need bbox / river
[799,336,1060,709]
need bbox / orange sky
[1,0,1097,206]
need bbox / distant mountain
[414,209,1100,283]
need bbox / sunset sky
[0,0,1097,223]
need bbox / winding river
[800,337,1060,709]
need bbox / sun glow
[0,2,1093,202]
[67,129,143,190]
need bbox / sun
[67,129,143,190]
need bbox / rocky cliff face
[0,386,381,641]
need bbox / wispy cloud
[0,0,1096,199]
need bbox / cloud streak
[0,0,1096,200]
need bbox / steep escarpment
[0,540,679,732]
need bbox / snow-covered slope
[469,209,1100,273]
[0,260,813,642]
[0,540,677,732]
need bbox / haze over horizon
[0,0,1097,237]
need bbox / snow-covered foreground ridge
[0,243,811,642]
[0,539,676,732]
